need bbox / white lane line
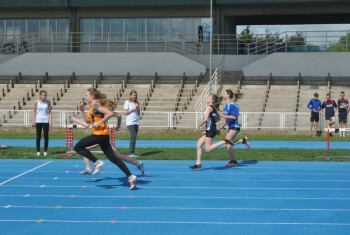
[3,165,349,170]
[0,165,46,167]
[1,171,350,176]
[1,205,350,212]
[0,161,53,186]
[1,176,350,182]
[1,194,350,200]
[1,185,350,191]
[0,219,349,226]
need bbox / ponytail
[211,94,222,111]
[225,89,242,101]
[87,88,117,110]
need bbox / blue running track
[0,139,348,149]
[0,159,350,235]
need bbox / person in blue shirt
[219,89,250,167]
[321,93,337,130]
[307,93,322,137]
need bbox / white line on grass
[1,205,350,211]
[0,161,53,186]
[0,219,349,226]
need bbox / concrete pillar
[68,6,78,52]
[224,16,237,35]
[223,16,237,54]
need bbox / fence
[1,30,348,56]
[0,109,334,131]
[248,30,350,55]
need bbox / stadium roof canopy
[0,0,347,7]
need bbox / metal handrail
[194,56,225,127]
[0,30,348,56]
[248,30,350,54]
[0,109,331,130]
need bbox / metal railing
[0,30,348,58]
[0,109,334,130]
[0,33,36,64]
[194,56,225,127]
[248,30,350,55]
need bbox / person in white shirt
[124,90,141,158]
[31,90,52,156]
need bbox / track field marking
[0,161,52,186]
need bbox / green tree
[285,32,305,46]
[330,32,350,52]
[238,25,255,44]
[264,29,280,42]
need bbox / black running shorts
[339,112,348,123]
[310,112,319,122]
[206,130,217,138]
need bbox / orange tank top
[88,103,109,135]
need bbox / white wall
[244,53,350,77]
[0,52,206,76]
[186,54,266,71]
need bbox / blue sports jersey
[307,99,322,111]
[322,100,337,116]
[223,102,240,129]
[206,105,217,131]
[338,99,348,113]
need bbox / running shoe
[44,152,47,156]
[129,154,139,158]
[225,161,238,167]
[137,161,144,175]
[79,169,92,175]
[222,138,234,146]
[189,163,201,169]
[242,137,250,148]
[128,175,137,190]
[92,160,104,175]
[0,144,6,148]
[36,152,40,156]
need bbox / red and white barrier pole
[65,125,68,149]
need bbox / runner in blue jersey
[219,89,250,167]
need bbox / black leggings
[36,123,49,152]
[74,135,132,177]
